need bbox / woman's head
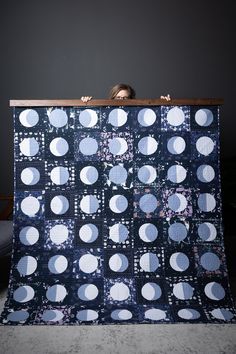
[108,83,136,99]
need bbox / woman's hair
[108,83,136,99]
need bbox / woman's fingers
[160,94,171,101]
[81,96,93,103]
[81,95,171,102]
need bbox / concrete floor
[0,279,236,354]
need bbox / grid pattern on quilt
[1,103,235,325]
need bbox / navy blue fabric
[1,104,235,325]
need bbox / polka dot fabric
[1,103,235,325]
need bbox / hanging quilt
[1,99,235,325]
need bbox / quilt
[1,99,235,325]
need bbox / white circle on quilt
[17,256,37,276]
[173,282,194,300]
[109,165,128,185]
[80,195,99,214]
[138,136,158,155]
[46,284,67,302]
[21,167,40,185]
[79,254,98,273]
[168,193,187,212]
[141,282,162,300]
[48,109,68,128]
[139,223,158,242]
[19,226,39,246]
[197,164,215,183]
[108,137,128,155]
[137,108,156,127]
[110,282,130,301]
[109,253,129,272]
[49,137,69,157]
[200,252,220,271]
[144,309,166,320]
[76,310,98,321]
[195,108,213,127]
[140,252,159,272]
[167,107,185,126]
[177,309,201,320]
[79,223,98,243]
[19,109,39,127]
[80,166,98,185]
[50,166,69,185]
[49,224,69,245]
[111,309,132,321]
[13,285,35,303]
[169,252,189,272]
[108,108,128,127]
[42,310,64,322]
[197,222,217,241]
[210,308,234,321]
[138,165,157,184]
[48,255,68,274]
[109,195,128,213]
[168,222,188,242]
[204,282,225,301]
[196,136,214,156]
[78,284,99,301]
[139,194,158,213]
[79,109,98,127]
[50,195,69,215]
[109,223,129,243]
[7,310,29,322]
[21,196,40,216]
[20,137,39,157]
[167,165,187,183]
[79,137,98,155]
[197,193,216,212]
[167,136,186,155]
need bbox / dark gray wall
[0,0,235,194]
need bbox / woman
[81,83,170,102]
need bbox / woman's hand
[160,94,171,101]
[81,96,93,103]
